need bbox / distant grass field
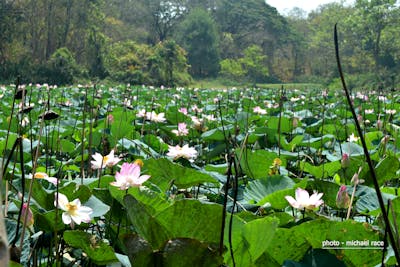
[190,78,323,90]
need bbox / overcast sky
[266,0,355,15]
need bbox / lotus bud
[351,167,364,185]
[381,135,390,145]
[376,119,383,130]
[336,185,350,209]
[21,203,34,227]
[341,153,350,168]
[292,117,299,128]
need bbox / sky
[266,0,354,15]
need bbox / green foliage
[123,195,223,249]
[224,216,279,266]
[241,45,269,82]
[219,59,246,81]
[177,8,220,78]
[244,175,296,208]
[36,47,82,85]
[236,148,285,179]
[64,230,118,265]
[2,80,400,266]
[105,41,153,84]
[162,238,223,267]
[220,45,269,84]
[106,40,191,86]
[143,158,218,191]
[299,161,342,179]
[1,0,400,86]
[150,40,192,86]
[266,219,383,266]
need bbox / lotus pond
[1,84,400,266]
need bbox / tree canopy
[0,0,399,88]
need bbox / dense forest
[0,0,399,88]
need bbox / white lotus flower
[167,144,198,162]
[146,111,166,123]
[34,172,58,185]
[347,133,360,143]
[137,109,146,118]
[285,188,324,211]
[253,106,267,115]
[27,172,58,185]
[172,122,189,136]
[54,193,93,228]
[91,149,121,169]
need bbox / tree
[307,2,353,80]
[145,0,186,43]
[176,8,220,78]
[150,40,192,86]
[350,0,397,68]
[105,41,153,84]
[214,0,291,79]
[36,47,81,85]
[284,8,310,81]
[105,40,191,86]
[0,0,20,80]
[103,0,152,42]
[345,0,399,86]
[220,45,269,84]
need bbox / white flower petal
[285,196,300,209]
[55,193,69,211]
[62,212,72,225]
[71,214,82,225]
[45,177,59,185]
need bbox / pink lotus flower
[91,149,121,169]
[172,122,189,136]
[54,193,93,228]
[285,188,324,211]
[110,162,151,190]
[178,107,188,115]
[167,144,198,162]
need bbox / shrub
[36,47,81,85]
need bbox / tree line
[0,0,399,88]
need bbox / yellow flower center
[103,156,109,164]
[66,202,78,215]
[273,158,282,167]
[134,159,144,167]
[34,172,47,179]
